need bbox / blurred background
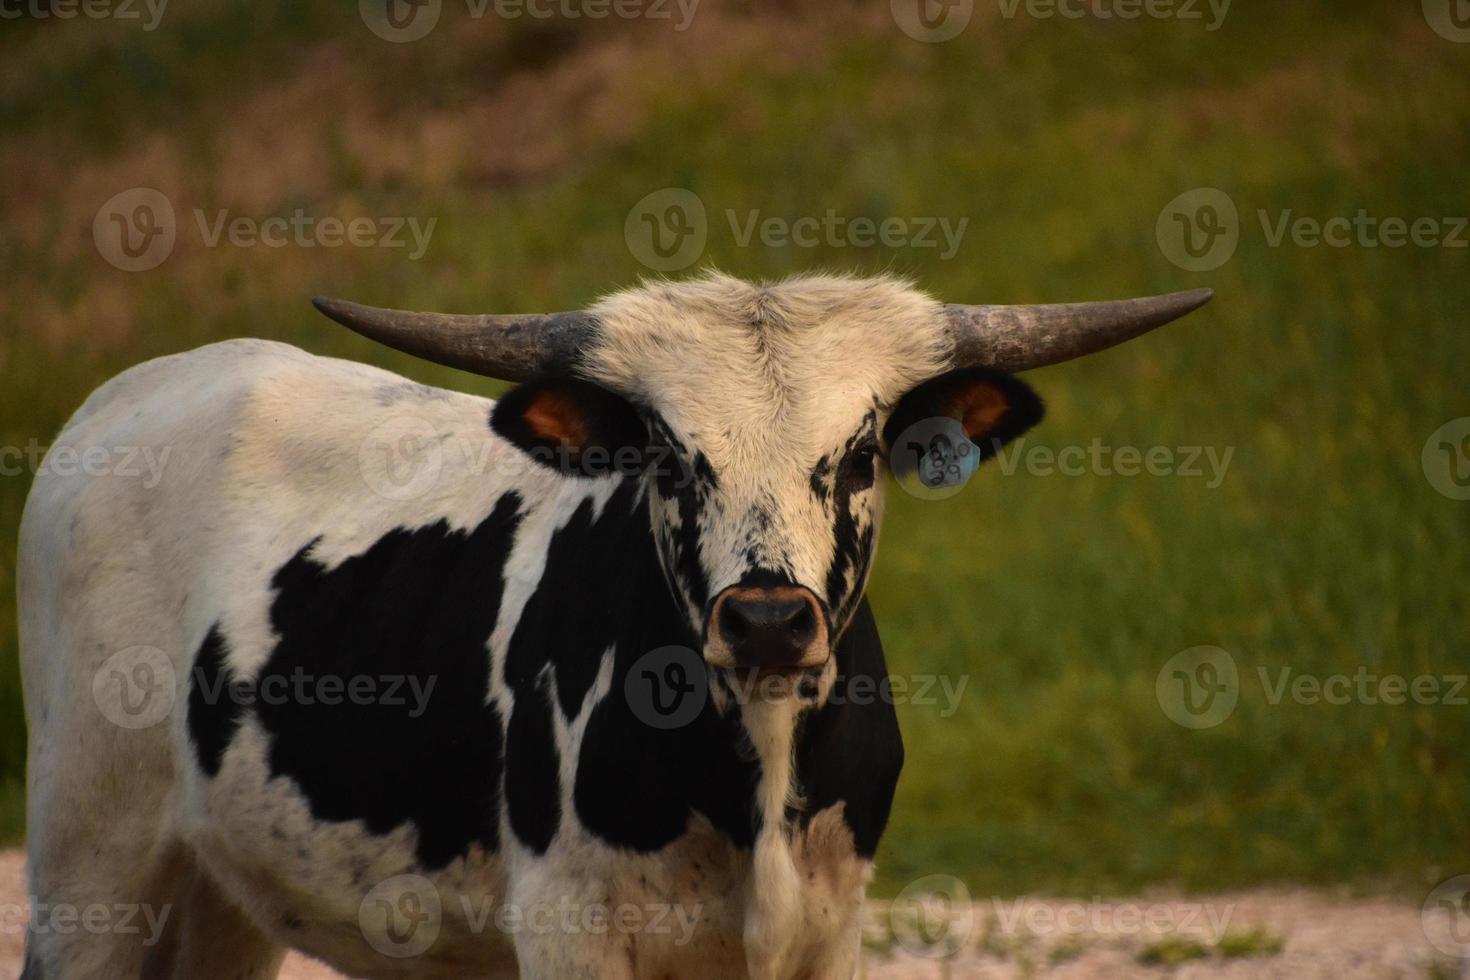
[1,0,1468,964]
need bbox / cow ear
[884,367,1043,464]
[491,379,646,476]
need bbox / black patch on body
[254,492,523,870]
[504,670,562,853]
[558,475,764,853]
[793,598,903,857]
[188,623,243,777]
[575,659,762,852]
[501,482,649,852]
[505,483,644,718]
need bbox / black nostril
[790,602,816,641]
[718,592,820,665]
[722,601,753,642]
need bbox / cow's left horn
[311,298,598,381]
[944,288,1213,372]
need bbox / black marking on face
[188,623,244,778]
[648,414,715,613]
[255,492,523,870]
[809,455,832,503]
[504,668,561,854]
[741,501,788,574]
[792,598,902,858]
[837,524,876,629]
[824,413,879,628]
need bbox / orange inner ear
[523,390,589,449]
[944,383,1010,440]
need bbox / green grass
[1216,927,1285,958]
[1048,936,1091,964]
[2,0,1468,898]
[1137,936,1210,967]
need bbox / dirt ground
[1,850,1461,978]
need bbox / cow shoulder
[172,341,539,869]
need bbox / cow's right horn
[312,297,598,382]
[943,288,1214,372]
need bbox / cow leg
[798,921,863,980]
[513,930,635,980]
[144,864,286,980]
[20,479,192,979]
[506,872,635,980]
[22,811,185,980]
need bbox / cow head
[314,274,1210,683]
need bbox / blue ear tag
[889,416,980,501]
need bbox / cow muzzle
[705,583,829,674]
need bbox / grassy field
[2,0,1467,899]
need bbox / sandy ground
[2,850,1463,978]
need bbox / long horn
[312,297,598,381]
[944,288,1213,372]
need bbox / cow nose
[714,587,823,668]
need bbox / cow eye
[842,444,878,479]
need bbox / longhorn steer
[17,273,1210,979]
